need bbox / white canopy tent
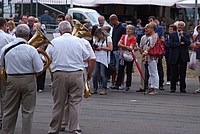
[176,0,199,26]
[176,0,200,8]
[94,0,179,6]
[10,0,96,6]
[11,0,179,7]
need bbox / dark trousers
[157,56,164,88]
[37,71,46,91]
[165,56,171,81]
[116,60,133,87]
[170,62,187,91]
[144,61,149,90]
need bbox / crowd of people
[0,10,200,134]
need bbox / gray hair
[126,24,135,31]
[58,21,72,33]
[15,24,30,37]
[34,22,41,28]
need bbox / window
[73,13,87,22]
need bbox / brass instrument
[84,81,91,98]
[72,19,92,41]
[28,27,52,71]
[72,20,92,98]
[1,28,51,85]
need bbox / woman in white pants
[142,22,160,95]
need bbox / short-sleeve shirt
[112,23,126,51]
[81,38,96,67]
[46,33,90,72]
[0,38,43,74]
[120,35,137,47]
[0,30,15,51]
[94,36,112,67]
[139,34,148,51]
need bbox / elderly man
[0,24,43,134]
[47,21,91,134]
[168,21,191,93]
[0,17,15,127]
[98,15,111,33]
[27,16,35,40]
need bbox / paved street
[6,71,199,134]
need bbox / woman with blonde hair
[92,28,113,95]
[7,20,16,36]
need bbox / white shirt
[0,30,15,51]
[193,26,198,36]
[81,38,96,67]
[46,33,90,72]
[0,38,44,74]
[94,36,112,67]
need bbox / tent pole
[194,0,198,26]
[21,0,23,16]
[36,0,38,18]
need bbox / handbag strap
[124,35,128,46]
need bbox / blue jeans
[111,51,119,71]
[92,62,107,90]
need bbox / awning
[10,0,96,6]
[94,0,179,6]
[11,0,180,7]
[176,0,200,8]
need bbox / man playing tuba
[0,24,44,134]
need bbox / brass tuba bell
[28,27,52,71]
[72,19,92,41]
[84,81,91,98]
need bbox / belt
[8,73,34,76]
[54,70,82,73]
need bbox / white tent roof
[11,0,179,7]
[176,0,200,8]
[95,0,178,6]
[10,0,96,6]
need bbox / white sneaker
[195,88,200,93]
[49,83,52,87]
[166,81,171,85]
[119,85,124,90]
[176,81,180,86]
[38,90,43,93]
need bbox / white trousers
[148,59,159,89]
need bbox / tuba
[72,20,92,98]
[28,27,52,71]
[84,81,91,98]
[72,19,92,41]
[1,28,52,85]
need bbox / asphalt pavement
[5,71,200,134]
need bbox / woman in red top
[112,24,138,92]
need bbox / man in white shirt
[0,24,43,134]
[47,21,91,134]
[60,37,96,132]
[0,17,15,127]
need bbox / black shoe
[180,90,186,93]
[170,90,175,93]
[123,87,130,93]
[136,89,145,92]
[159,87,164,90]
[110,85,119,90]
